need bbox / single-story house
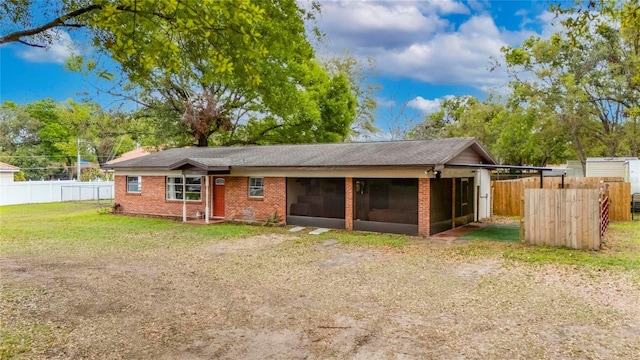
[0,161,20,183]
[102,137,496,236]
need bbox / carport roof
[103,137,497,170]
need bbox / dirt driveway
[2,233,640,359]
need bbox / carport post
[539,170,543,189]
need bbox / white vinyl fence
[0,180,114,206]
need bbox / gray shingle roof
[103,138,496,169]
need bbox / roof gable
[168,158,231,170]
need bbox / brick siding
[345,177,353,230]
[114,175,205,218]
[418,178,431,236]
[115,175,287,223]
[224,176,286,223]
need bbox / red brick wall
[345,177,353,230]
[115,175,287,222]
[114,175,205,218]
[418,178,431,236]
[224,176,286,223]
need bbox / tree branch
[1,4,101,44]
[1,3,176,45]
[17,40,45,48]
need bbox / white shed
[586,157,638,178]
[625,159,640,194]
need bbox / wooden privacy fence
[523,189,604,250]
[493,177,631,221]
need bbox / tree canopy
[2,0,361,147]
[0,99,136,180]
[408,0,639,170]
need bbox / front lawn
[1,202,639,359]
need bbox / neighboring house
[0,162,20,183]
[103,138,496,236]
[104,147,151,165]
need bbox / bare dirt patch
[202,233,292,255]
[2,237,640,359]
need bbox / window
[166,176,201,201]
[126,176,141,193]
[248,177,264,198]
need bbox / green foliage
[2,1,359,147]
[13,171,25,181]
[322,52,381,140]
[0,99,136,180]
[501,0,640,164]
[408,95,571,166]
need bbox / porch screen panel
[287,178,345,219]
[430,178,453,234]
[353,179,418,225]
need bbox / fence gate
[523,189,602,250]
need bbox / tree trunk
[196,133,209,147]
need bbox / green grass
[444,221,640,271]
[0,202,280,256]
[459,224,520,242]
[1,202,638,271]
[313,230,409,248]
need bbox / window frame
[126,176,142,193]
[166,176,202,201]
[248,177,264,198]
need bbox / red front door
[213,178,225,217]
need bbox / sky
[0,0,560,137]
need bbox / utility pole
[77,138,81,181]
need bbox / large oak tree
[2,0,357,146]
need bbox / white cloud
[376,15,531,88]
[376,97,396,107]
[407,95,459,115]
[467,0,488,12]
[315,2,538,91]
[417,0,469,15]
[319,1,448,50]
[17,29,80,64]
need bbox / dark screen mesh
[287,178,345,219]
[354,178,418,225]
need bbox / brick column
[345,177,353,230]
[418,178,430,236]
[270,177,287,223]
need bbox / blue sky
[0,0,559,137]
